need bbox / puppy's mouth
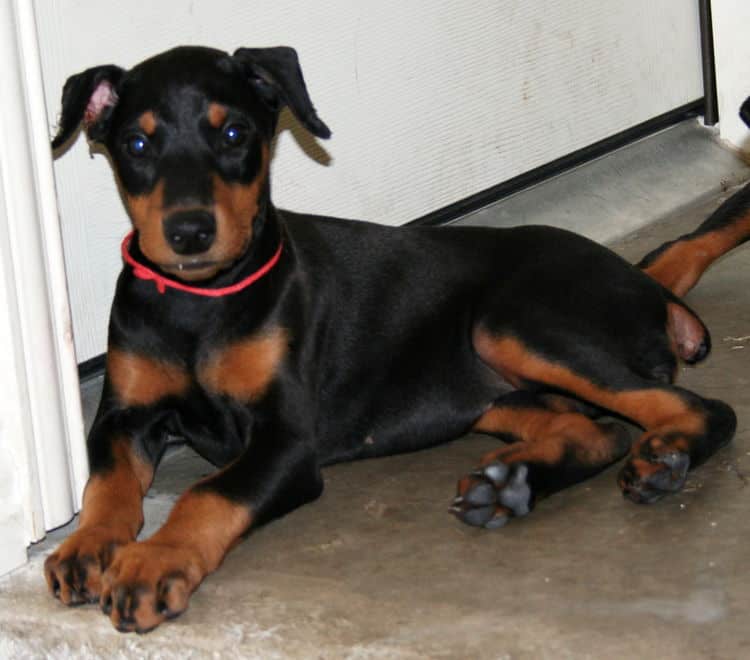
[148,237,252,283]
[160,259,230,281]
[170,260,217,272]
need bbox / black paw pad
[459,505,496,527]
[651,451,690,491]
[619,450,690,504]
[452,462,533,529]
[497,464,531,516]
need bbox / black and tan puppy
[44,46,749,633]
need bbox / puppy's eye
[126,134,150,157]
[222,123,248,148]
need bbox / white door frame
[712,1,750,152]
[0,0,87,576]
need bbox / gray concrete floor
[2,121,750,658]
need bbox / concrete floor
[2,122,750,658]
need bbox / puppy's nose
[163,210,216,255]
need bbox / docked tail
[639,96,750,297]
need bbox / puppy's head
[53,46,330,281]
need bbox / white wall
[34,0,704,362]
[712,1,750,152]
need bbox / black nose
[163,210,216,255]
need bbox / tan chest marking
[107,348,191,407]
[199,327,289,401]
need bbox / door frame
[0,0,87,576]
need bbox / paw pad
[452,462,533,529]
[619,449,690,504]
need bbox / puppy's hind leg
[453,390,631,529]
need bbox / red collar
[121,231,283,297]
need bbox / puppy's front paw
[100,541,205,633]
[44,524,133,606]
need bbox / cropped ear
[740,96,750,129]
[52,64,125,151]
[232,47,331,139]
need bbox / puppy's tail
[638,184,750,296]
[638,96,750,297]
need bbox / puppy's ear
[740,96,750,129]
[52,65,125,151]
[232,47,331,139]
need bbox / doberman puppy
[44,45,750,633]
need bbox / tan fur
[207,103,228,128]
[472,330,705,435]
[199,326,289,401]
[138,110,158,136]
[107,347,191,406]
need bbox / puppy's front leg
[99,417,322,633]
[45,347,185,606]
[44,413,161,605]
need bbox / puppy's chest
[108,326,290,407]
[195,326,290,402]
